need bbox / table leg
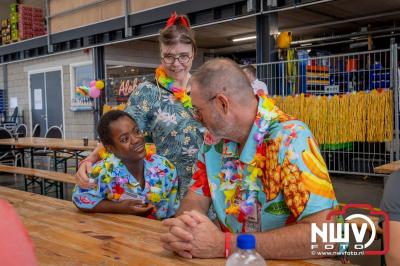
[30,148,34,168]
[53,151,57,172]
[60,183,64,199]
[40,178,44,195]
[75,152,79,171]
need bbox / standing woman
[75,13,202,198]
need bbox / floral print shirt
[72,154,179,220]
[190,96,337,233]
[125,81,203,198]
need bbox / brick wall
[4,40,207,139]
[6,50,95,138]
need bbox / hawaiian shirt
[72,154,179,220]
[190,95,337,233]
[125,81,203,199]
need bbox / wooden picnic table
[0,137,98,151]
[0,186,343,266]
[373,160,400,175]
[0,137,98,172]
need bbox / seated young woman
[72,110,179,220]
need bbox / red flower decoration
[164,12,190,30]
[113,183,124,195]
[190,161,211,197]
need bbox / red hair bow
[164,12,190,29]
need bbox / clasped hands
[160,210,225,259]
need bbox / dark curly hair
[97,110,137,146]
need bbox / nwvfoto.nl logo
[310,204,389,255]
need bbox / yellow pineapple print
[262,137,282,201]
[281,156,310,218]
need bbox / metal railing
[255,45,399,176]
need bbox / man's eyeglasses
[192,95,217,121]
[162,54,192,64]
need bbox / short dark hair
[97,110,137,146]
[159,14,197,55]
[242,64,256,77]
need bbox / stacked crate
[1,19,11,45]
[10,3,22,41]
[32,7,45,37]
[9,3,46,42]
[16,4,33,40]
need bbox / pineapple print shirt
[125,81,203,199]
[72,154,179,220]
[190,96,338,233]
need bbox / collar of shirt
[221,96,273,164]
[104,154,151,187]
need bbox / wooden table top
[0,186,343,266]
[373,160,400,174]
[0,137,97,151]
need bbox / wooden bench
[0,165,77,198]
[0,165,76,184]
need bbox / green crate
[10,3,18,13]
[10,12,18,24]
[10,23,18,30]
[11,31,18,41]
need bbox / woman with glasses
[75,13,203,199]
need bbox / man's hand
[75,160,95,188]
[184,211,225,258]
[117,200,154,216]
[161,212,199,259]
[161,210,224,259]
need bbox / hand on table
[161,210,225,259]
[117,200,154,217]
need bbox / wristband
[225,232,231,258]
[78,158,92,168]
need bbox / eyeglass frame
[192,95,217,121]
[161,54,193,64]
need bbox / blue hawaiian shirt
[125,81,203,199]
[72,154,179,220]
[190,96,338,233]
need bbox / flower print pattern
[72,154,179,220]
[124,81,203,199]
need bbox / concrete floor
[0,171,386,266]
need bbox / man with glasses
[161,58,338,260]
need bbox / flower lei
[98,143,156,161]
[155,65,192,108]
[222,96,278,229]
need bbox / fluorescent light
[232,35,257,42]
[107,65,124,69]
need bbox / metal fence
[255,45,399,176]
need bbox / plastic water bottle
[226,234,266,266]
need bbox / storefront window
[106,65,155,104]
[70,63,94,111]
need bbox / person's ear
[215,93,229,115]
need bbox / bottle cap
[237,234,256,250]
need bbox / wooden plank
[49,0,122,33]
[0,165,76,184]
[130,0,182,12]
[0,137,97,151]
[373,160,400,174]
[0,186,344,266]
